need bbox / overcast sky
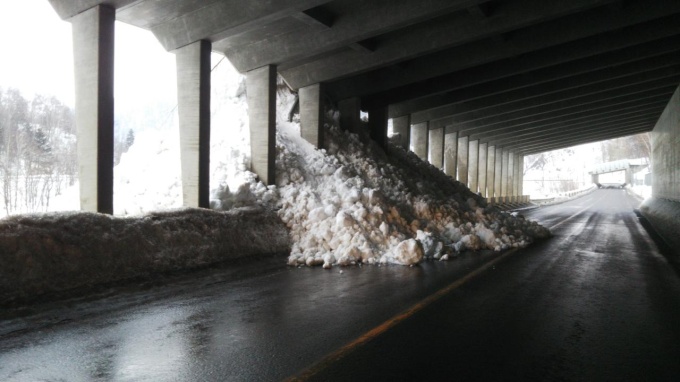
[0,1,177,110]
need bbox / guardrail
[530,184,596,206]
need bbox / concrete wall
[640,84,680,254]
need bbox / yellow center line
[285,248,519,382]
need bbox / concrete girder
[329,0,680,104]
[280,0,623,90]
[470,91,668,142]
[462,85,678,140]
[411,51,680,125]
[483,104,667,148]
[220,0,490,73]
[461,93,673,142]
[48,0,138,20]
[424,66,680,131]
[380,26,680,115]
[519,125,654,155]
[425,74,680,132]
[149,0,332,51]
[507,118,658,153]
[415,60,680,128]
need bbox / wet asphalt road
[2,189,680,381]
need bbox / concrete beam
[282,0,625,89]
[516,122,655,154]
[369,107,388,150]
[477,100,668,147]
[412,57,680,126]
[336,1,680,104]
[486,145,496,198]
[444,132,458,178]
[391,115,410,150]
[465,94,672,144]
[246,65,277,185]
[48,0,137,20]
[457,136,469,185]
[222,0,489,73]
[428,128,444,169]
[486,104,665,149]
[338,98,362,135]
[464,85,677,140]
[420,72,679,133]
[176,40,211,208]
[71,5,115,214]
[520,126,653,155]
[478,142,488,197]
[411,122,428,161]
[382,30,680,115]
[299,83,324,148]
[150,0,332,51]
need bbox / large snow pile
[213,107,550,268]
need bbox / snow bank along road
[1,189,679,381]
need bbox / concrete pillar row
[299,83,324,149]
[369,106,388,150]
[411,122,428,160]
[428,127,444,169]
[444,131,458,178]
[478,142,488,197]
[71,5,115,214]
[246,65,277,185]
[458,136,469,185]
[391,115,411,150]
[338,97,362,135]
[487,145,496,198]
[175,40,211,208]
[468,139,479,193]
[494,147,503,199]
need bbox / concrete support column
[494,147,503,199]
[299,83,324,148]
[247,65,277,185]
[518,154,525,197]
[369,106,388,150]
[391,115,410,150]
[71,5,115,214]
[458,136,469,185]
[176,40,211,208]
[468,139,479,192]
[428,128,444,169]
[507,152,515,199]
[411,122,428,160]
[501,149,510,197]
[338,97,361,135]
[591,173,599,184]
[487,145,496,198]
[478,142,488,197]
[514,154,523,198]
[444,132,458,178]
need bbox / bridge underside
[49,0,680,230]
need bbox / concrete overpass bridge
[590,158,648,186]
[48,0,680,247]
